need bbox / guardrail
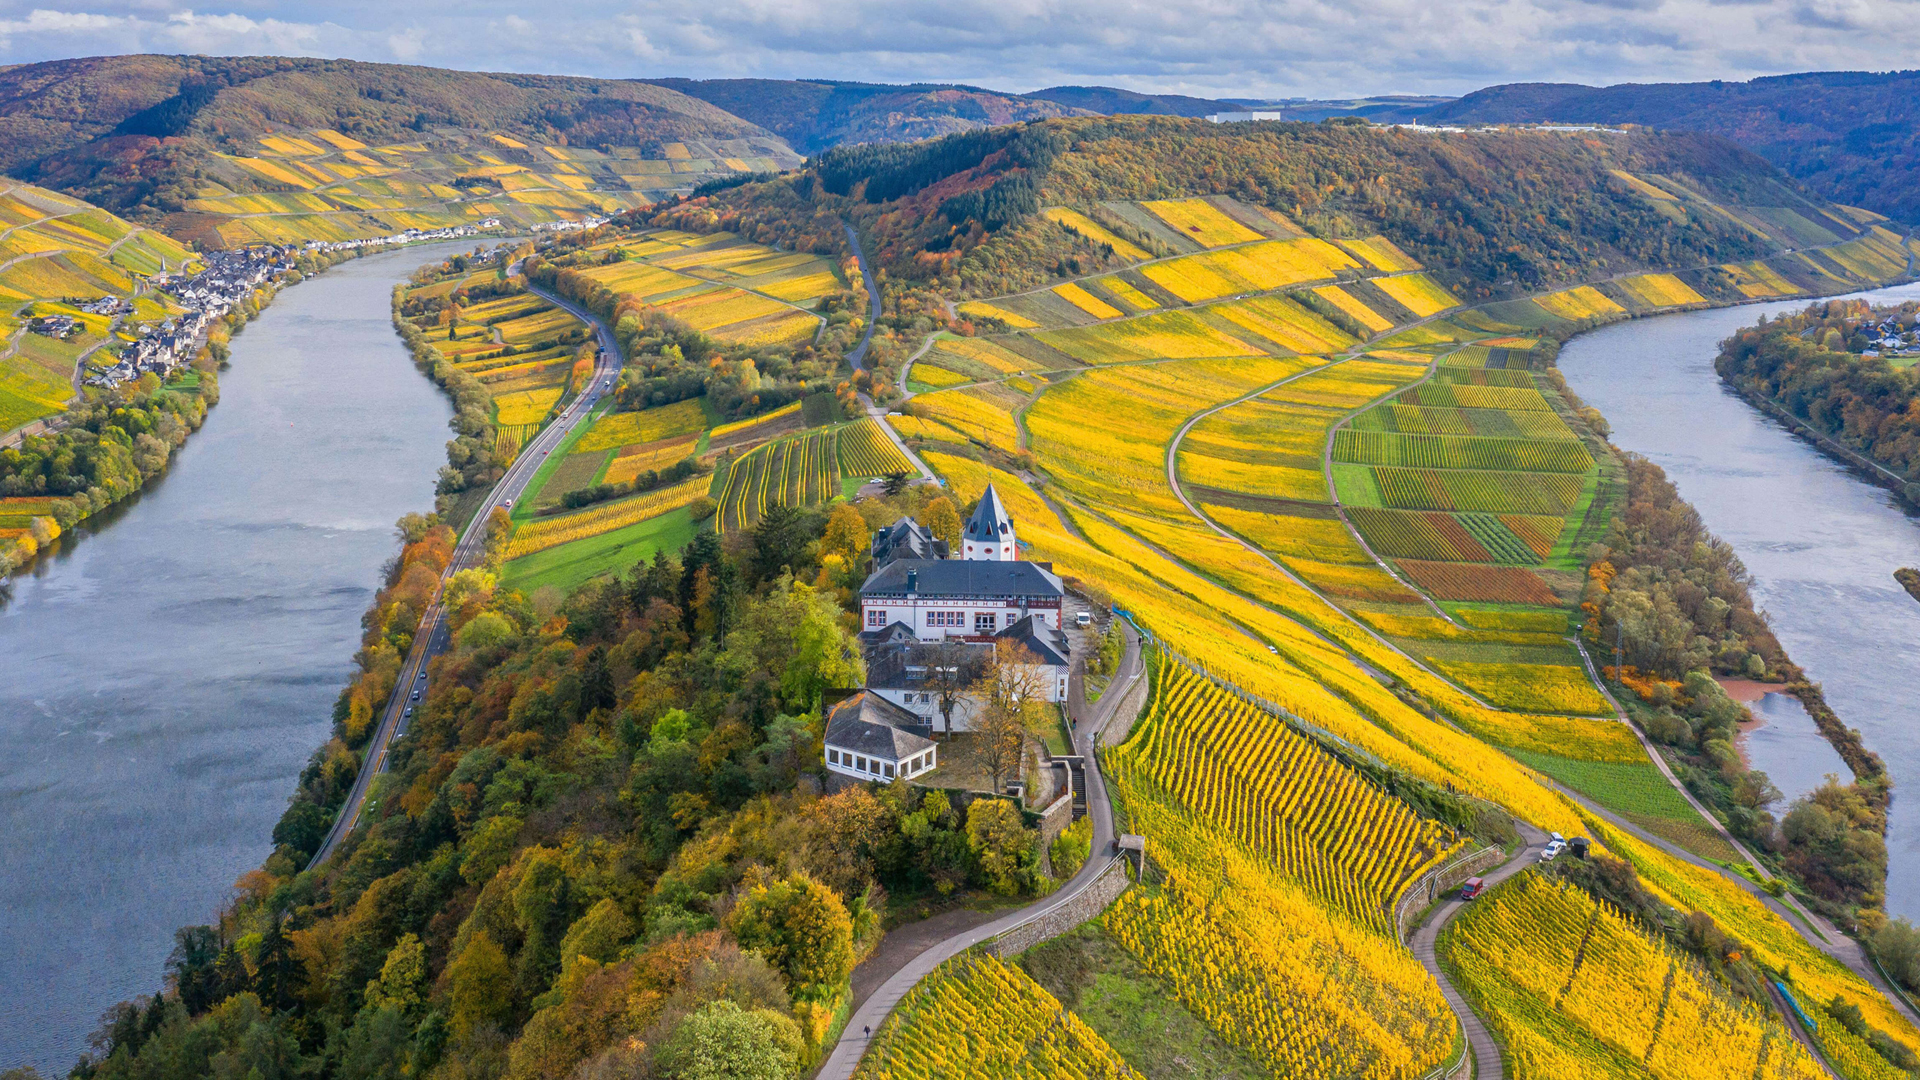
[1394,844,1505,941]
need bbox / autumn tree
[966,798,1035,895]
[726,872,854,999]
[976,638,1049,796]
[925,640,979,739]
[445,932,512,1037]
[924,495,961,552]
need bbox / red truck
[1459,877,1486,901]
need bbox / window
[856,756,868,772]
[975,612,996,632]
[867,609,887,627]
[828,749,840,764]
[926,610,964,628]
[883,762,895,778]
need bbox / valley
[6,62,1920,1080]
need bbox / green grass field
[501,505,700,595]
[1510,749,1742,863]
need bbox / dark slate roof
[857,621,920,647]
[965,484,1015,543]
[872,517,947,568]
[864,639,990,690]
[997,613,1072,667]
[860,558,1064,599]
[824,691,936,761]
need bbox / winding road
[308,265,623,867]
[816,619,1144,1080]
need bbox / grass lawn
[1510,749,1742,863]
[1019,923,1267,1080]
[501,506,700,594]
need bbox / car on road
[1459,877,1486,900]
[1075,611,1093,628]
[404,706,415,718]
[410,689,420,700]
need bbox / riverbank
[1557,282,1920,923]
[0,239,500,585]
[0,241,473,1075]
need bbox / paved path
[1407,825,1548,1080]
[815,620,1144,1080]
[308,264,622,867]
[835,223,936,485]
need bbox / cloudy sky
[1,0,1917,98]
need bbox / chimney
[906,568,918,595]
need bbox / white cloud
[0,0,1916,97]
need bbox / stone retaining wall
[984,856,1132,959]
[1395,845,1505,940]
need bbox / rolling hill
[1426,71,1920,222]
[0,56,802,244]
[645,78,1089,154]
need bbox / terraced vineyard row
[1443,872,1825,1080]
[1109,661,1462,932]
[714,426,848,530]
[855,955,1141,1080]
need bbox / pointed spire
[965,483,1015,543]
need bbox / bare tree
[977,638,1049,797]
[925,640,976,740]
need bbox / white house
[859,484,1065,640]
[822,691,938,782]
[860,614,1073,732]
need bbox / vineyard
[715,427,844,533]
[1442,872,1825,1080]
[1109,662,1463,931]
[839,418,915,477]
[854,954,1141,1080]
[504,476,711,559]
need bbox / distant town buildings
[85,218,523,390]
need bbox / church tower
[962,484,1017,561]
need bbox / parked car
[1540,841,1565,862]
[1459,877,1486,901]
[1075,611,1093,628]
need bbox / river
[0,242,473,1074]
[1558,281,1920,921]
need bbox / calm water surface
[0,242,471,1073]
[1558,281,1920,920]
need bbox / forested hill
[645,79,1088,155]
[664,115,1857,302]
[1425,71,1920,223]
[0,56,779,219]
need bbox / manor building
[858,484,1066,641]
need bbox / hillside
[671,116,1876,305]
[1426,71,1920,223]
[1021,85,1228,118]
[0,180,195,434]
[645,78,1088,154]
[0,56,800,242]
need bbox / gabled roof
[860,558,1064,599]
[864,639,991,690]
[965,484,1015,543]
[824,691,936,761]
[997,613,1072,668]
[872,517,947,567]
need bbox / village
[74,220,508,390]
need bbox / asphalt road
[308,268,622,868]
[816,618,1144,1079]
